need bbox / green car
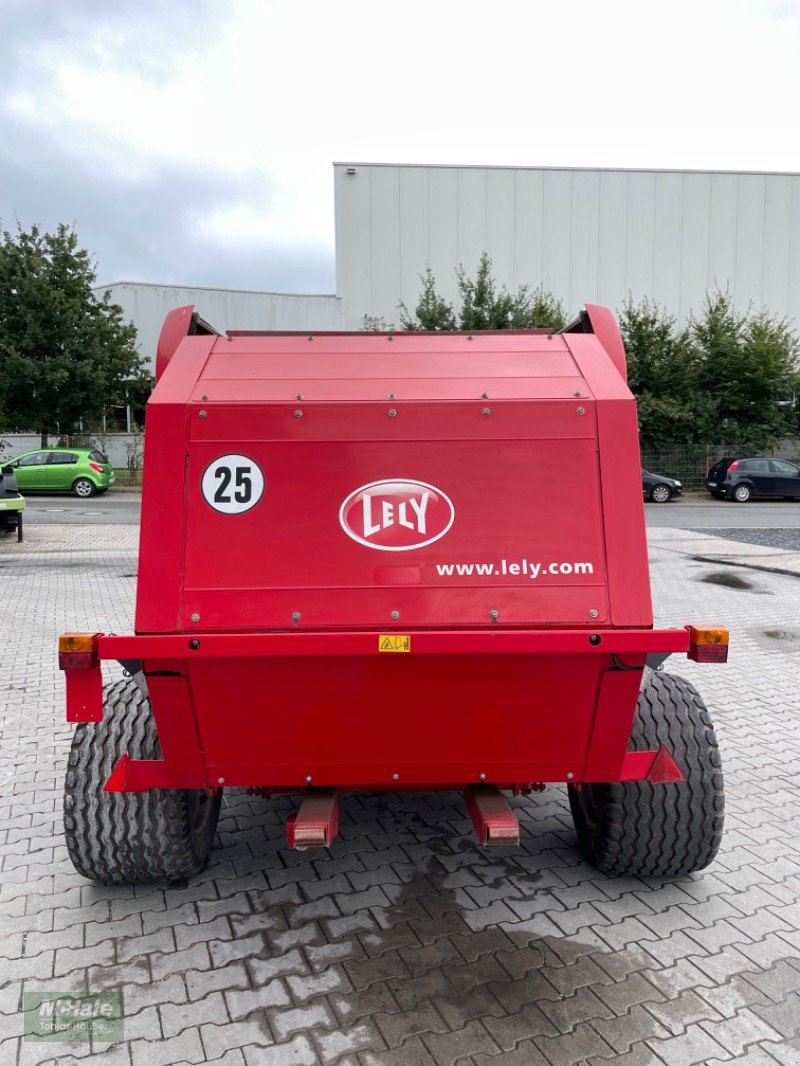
[7,448,115,497]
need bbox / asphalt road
[643,496,800,528]
[16,490,800,528]
[20,491,142,524]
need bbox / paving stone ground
[1,524,799,1065]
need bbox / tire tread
[64,678,221,884]
[569,670,724,877]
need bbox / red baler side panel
[136,336,216,634]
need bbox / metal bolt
[305,775,312,784]
[217,776,225,785]
[294,409,303,418]
[573,391,581,398]
[481,392,489,400]
[589,609,599,619]
[566,772,574,781]
[388,393,396,399]
[392,773,400,781]
[189,638,201,650]
[387,335,394,342]
[489,609,499,623]
[291,611,301,624]
[201,394,209,401]
[467,335,473,341]
[482,408,491,417]
[190,612,200,623]
[198,410,207,419]
[479,772,486,781]
[388,408,397,418]
[390,610,400,621]
[307,335,313,341]
[576,406,586,415]
[296,393,303,400]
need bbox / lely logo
[339,479,455,552]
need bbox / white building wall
[334,163,800,329]
[92,282,342,369]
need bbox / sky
[2,0,800,294]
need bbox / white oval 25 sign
[201,454,264,514]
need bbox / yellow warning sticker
[379,635,411,653]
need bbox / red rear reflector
[689,644,728,663]
[59,651,97,670]
[728,460,739,471]
[89,462,103,473]
[646,746,684,783]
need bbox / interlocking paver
[200,1020,272,1059]
[160,993,229,1040]
[313,1021,384,1063]
[422,1019,499,1062]
[224,981,291,1020]
[646,1023,733,1066]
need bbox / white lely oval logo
[339,479,455,552]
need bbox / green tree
[692,292,799,449]
[458,253,567,331]
[621,292,800,450]
[399,267,456,331]
[399,255,567,332]
[0,222,144,443]
[619,296,713,448]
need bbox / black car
[642,469,682,503]
[705,457,735,498]
[707,456,800,502]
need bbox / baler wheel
[64,678,222,884]
[568,670,724,877]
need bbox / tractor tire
[64,678,222,884]
[568,670,724,877]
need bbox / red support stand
[465,785,520,846]
[286,788,340,849]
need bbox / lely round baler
[61,305,726,884]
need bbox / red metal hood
[135,325,651,633]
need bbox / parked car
[642,469,682,503]
[705,457,735,498]
[6,448,115,497]
[707,456,800,502]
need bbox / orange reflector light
[688,626,729,663]
[59,632,100,670]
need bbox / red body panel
[65,309,716,798]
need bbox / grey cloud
[1,1,335,294]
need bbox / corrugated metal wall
[334,164,800,329]
[93,283,342,369]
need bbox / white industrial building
[334,163,800,330]
[97,163,800,367]
[91,282,342,370]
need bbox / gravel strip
[691,526,800,550]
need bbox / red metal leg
[286,788,340,849]
[465,785,520,846]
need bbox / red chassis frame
[62,626,714,798]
